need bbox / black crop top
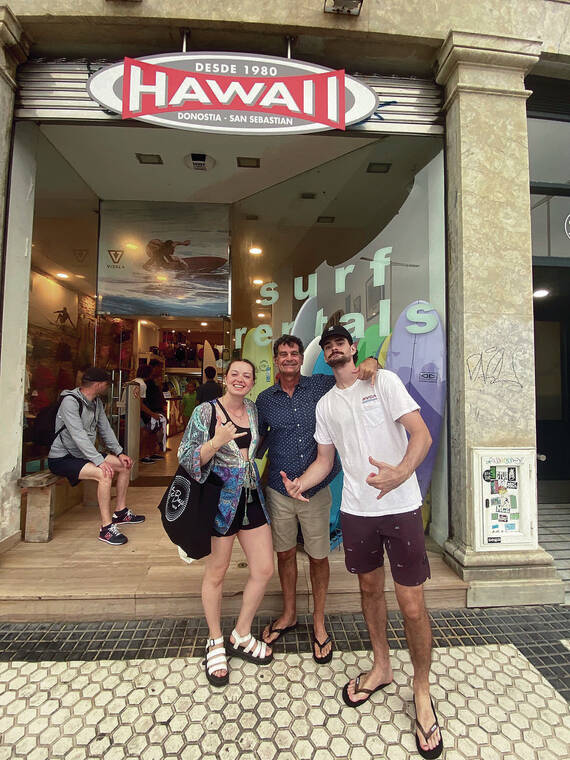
[216,401,252,451]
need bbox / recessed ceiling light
[140,320,148,325]
[253,278,263,285]
[257,313,266,318]
[255,299,262,304]
[317,216,335,224]
[323,0,363,15]
[135,153,163,165]
[300,192,317,199]
[249,246,262,255]
[187,329,191,333]
[533,289,550,298]
[366,162,391,173]
[237,156,260,168]
[201,322,208,326]
[56,273,69,279]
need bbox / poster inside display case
[472,448,538,551]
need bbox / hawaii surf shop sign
[87,52,378,134]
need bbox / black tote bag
[157,402,223,560]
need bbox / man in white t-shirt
[281,324,442,760]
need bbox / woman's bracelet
[208,440,219,454]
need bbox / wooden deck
[0,437,468,621]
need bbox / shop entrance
[7,115,469,619]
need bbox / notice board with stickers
[472,448,538,552]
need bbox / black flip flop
[312,632,333,664]
[341,673,391,708]
[413,697,443,759]
[263,621,298,644]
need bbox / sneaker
[99,523,128,546]
[140,457,155,463]
[112,508,145,525]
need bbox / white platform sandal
[227,629,273,665]
[204,636,229,687]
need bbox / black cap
[82,366,111,383]
[319,324,353,348]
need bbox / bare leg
[346,567,393,702]
[262,546,297,644]
[114,466,130,511]
[78,462,113,526]
[232,524,274,652]
[309,555,331,657]
[395,582,440,754]
[201,534,234,678]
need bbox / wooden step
[0,486,467,621]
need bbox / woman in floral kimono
[178,359,274,687]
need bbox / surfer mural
[98,201,230,317]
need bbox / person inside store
[178,359,274,687]
[281,325,442,760]
[132,364,165,464]
[144,359,168,456]
[181,379,197,426]
[196,365,222,403]
[47,366,145,547]
[256,334,379,664]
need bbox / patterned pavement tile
[0,644,569,760]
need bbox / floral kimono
[178,399,269,535]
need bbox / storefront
[0,3,568,608]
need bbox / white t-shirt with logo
[314,370,422,517]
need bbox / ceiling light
[249,246,262,255]
[140,320,148,325]
[187,329,191,333]
[317,216,335,224]
[253,278,263,285]
[237,156,260,168]
[56,273,69,279]
[533,289,550,298]
[300,192,317,199]
[323,0,363,15]
[201,322,208,326]
[171,329,176,333]
[135,153,163,165]
[255,299,262,304]
[257,313,266,318]
[367,162,392,174]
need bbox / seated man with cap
[48,366,145,546]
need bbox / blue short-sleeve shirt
[256,374,340,498]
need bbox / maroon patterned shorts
[340,508,430,586]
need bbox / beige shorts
[265,485,331,559]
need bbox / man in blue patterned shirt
[256,334,378,662]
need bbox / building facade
[1,1,569,606]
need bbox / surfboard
[201,340,217,384]
[356,323,388,367]
[291,295,318,351]
[242,328,275,476]
[301,336,321,377]
[310,347,344,550]
[385,301,446,510]
[377,333,391,369]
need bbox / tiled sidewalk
[0,606,569,760]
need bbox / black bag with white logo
[157,402,223,560]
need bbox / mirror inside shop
[23,123,445,488]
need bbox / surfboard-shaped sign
[87,52,378,135]
[386,301,446,500]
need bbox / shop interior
[22,121,447,530]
